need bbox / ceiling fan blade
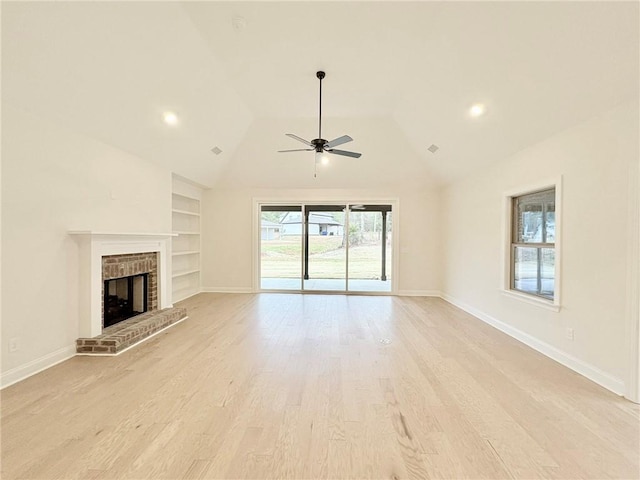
[325,135,353,148]
[286,133,313,146]
[278,148,314,153]
[326,148,361,158]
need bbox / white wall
[201,187,441,295]
[1,106,171,386]
[441,101,639,394]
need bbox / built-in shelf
[172,209,200,217]
[172,250,200,256]
[171,177,202,303]
[69,231,176,237]
[172,193,200,215]
[172,269,200,279]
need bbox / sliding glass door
[347,205,392,292]
[303,205,346,292]
[259,203,393,293]
[260,205,302,290]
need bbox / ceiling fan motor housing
[311,138,327,152]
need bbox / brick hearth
[76,307,187,355]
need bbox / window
[511,188,556,300]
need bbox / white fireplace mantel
[70,231,176,338]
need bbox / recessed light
[232,15,247,31]
[469,104,486,118]
[163,111,178,126]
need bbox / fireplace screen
[103,273,148,327]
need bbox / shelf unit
[171,177,202,303]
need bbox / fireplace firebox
[103,273,148,327]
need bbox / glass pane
[540,248,555,299]
[304,206,346,291]
[545,204,556,242]
[514,189,555,243]
[513,247,538,294]
[513,246,554,300]
[260,207,302,290]
[516,203,543,243]
[347,208,392,292]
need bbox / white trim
[502,177,562,309]
[172,289,201,303]
[252,200,259,293]
[76,316,188,357]
[201,287,253,294]
[500,289,561,312]
[441,293,625,396]
[1,345,76,389]
[391,199,400,295]
[397,290,442,297]
[625,152,640,402]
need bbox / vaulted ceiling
[3,2,638,189]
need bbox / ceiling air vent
[427,144,439,154]
[211,146,223,155]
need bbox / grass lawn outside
[261,236,391,280]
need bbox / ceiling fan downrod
[317,71,325,143]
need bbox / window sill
[501,289,561,312]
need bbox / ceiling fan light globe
[315,151,329,165]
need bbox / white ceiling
[3,2,638,189]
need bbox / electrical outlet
[565,328,574,341]
[9,338,20,352]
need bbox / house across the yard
[280,211,344,236]
[260,219,281,240]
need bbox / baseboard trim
[441,293,625,396]
[172,290,201,303]
[202,288,441,297]
[201,287,253,294]
[1,345,76,390]
[397,290,441,297]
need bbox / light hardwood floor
[2,293,639,479]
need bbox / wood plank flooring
[2,293,639,479]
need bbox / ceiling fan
[278,71,361,169]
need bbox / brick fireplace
[70,232,174,338]
[102,252,158,327]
